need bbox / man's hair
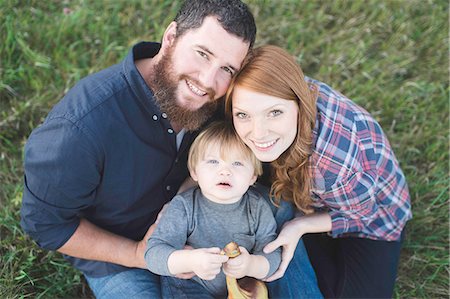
[174,0,256,47]
[188,121,262,176]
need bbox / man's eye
[197,51,208,59]
[222,66,234,76]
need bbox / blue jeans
[161,276,216,298]
[85,268,161,299]
[255,184,323,299]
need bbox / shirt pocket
[232,233,256,252]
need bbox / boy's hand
[174,245,196,279]
[190,247,229,280]
[222,246,251,279]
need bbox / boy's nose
[219,167,232,176]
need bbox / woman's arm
[262,212,332,282]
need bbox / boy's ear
[190,169,198,182]
[250,174,257,186]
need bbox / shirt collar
[122,42,162,114]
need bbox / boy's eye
[232,161,244,166]
[206,159,219,164]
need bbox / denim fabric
[85,269,161,299]
[161,276,217,299]
[266,240,323,298]
[254,184,323,298]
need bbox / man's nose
[199,66,217,89]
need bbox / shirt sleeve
[145,196,189,276]
[325,169,379,237]
[251,198,281,278]
[320,118,381,237]
[20,116,102,250]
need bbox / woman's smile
[231,87,298,162]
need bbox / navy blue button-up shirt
[20,42,196,276]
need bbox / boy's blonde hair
[188,121,263,176]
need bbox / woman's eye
[269,110,283,117]
[234,112,247,119]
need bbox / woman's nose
[252,119,268,139]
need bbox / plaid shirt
[307,77,412,241]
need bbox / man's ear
[161,21,177,50]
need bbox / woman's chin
[254,151,280,162]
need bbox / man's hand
[136,203,169,268]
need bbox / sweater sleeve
[251,197,281,278]
[145,195,190,276]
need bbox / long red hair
[225,45,318,213]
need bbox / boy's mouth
[217,182,232,187]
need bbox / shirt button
[167,128,174,134]
[162,113,168,119]
[152,115,158,121]
[166,185,171,191]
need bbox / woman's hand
[262,213,332,282]
[262,218,303,282]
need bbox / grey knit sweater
[145,187,281,296]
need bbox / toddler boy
[145,121,281,298]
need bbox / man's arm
[58,218,153,269]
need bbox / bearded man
[20,1,253,298]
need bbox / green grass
[1,0,448,297]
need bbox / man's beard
[150,47,218,132]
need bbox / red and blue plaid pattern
[307,77,412,241]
